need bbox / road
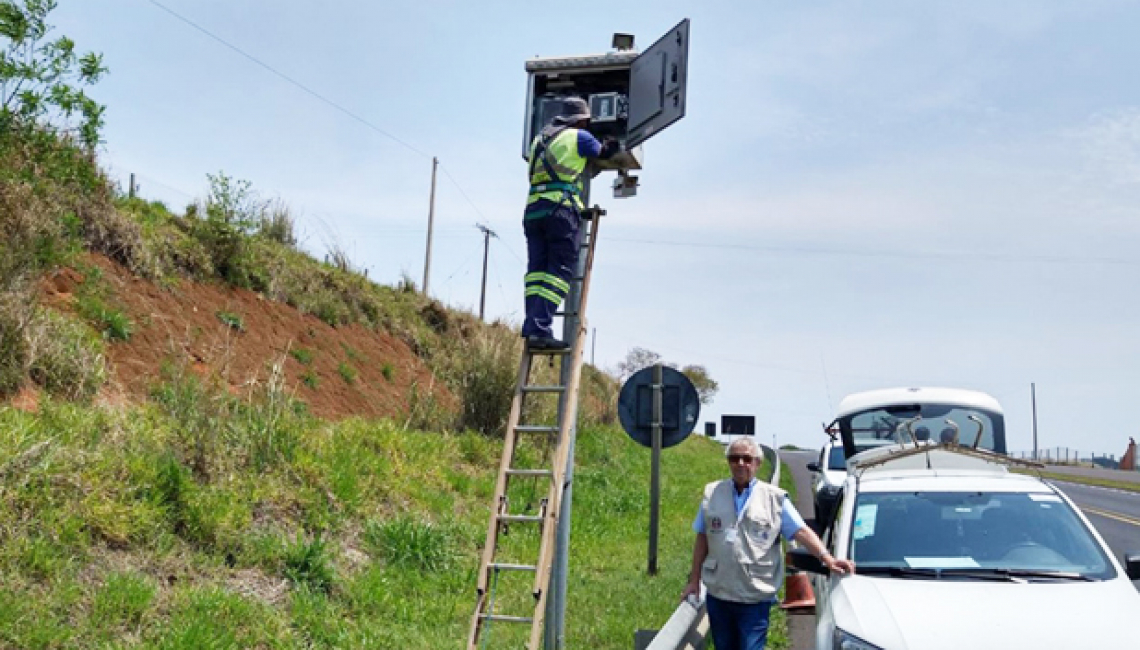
[781,449,820,650]
[1047,480,1140,589]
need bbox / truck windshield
[840,404,1006,454]
[849,491,1114,580]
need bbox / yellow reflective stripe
[525,272,570,294]
[541,273,570,293]
[526,285,563,305]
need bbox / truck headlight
[833,628,883,650]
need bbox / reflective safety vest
[700,479,787,603]
[527,127,587,212]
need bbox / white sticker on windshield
[1029,494,1062,502]
[853,504,878,540]
[905,557,980,569]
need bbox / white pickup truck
[791,387,1140,650]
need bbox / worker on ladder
[522,96,619,350]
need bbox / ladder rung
[515,425,560,434]
[528,347,571,356]
[499,514,544,523]
[521,385,565,393]
[490,562,537,572]
[480,614,534,624]
[506,468,554,477]
[553,311,578,317]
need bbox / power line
[605,236,1140,266]
[145,0,429,159]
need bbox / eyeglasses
[728,454,754,464]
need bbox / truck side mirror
[787,547,827,575]
[1126,554,1140,580]
[806,461,820,473]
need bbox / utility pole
[475,224,497,321]
[1031,382,1038,461]
[422,156,438,296]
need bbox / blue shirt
[692,479,806,541]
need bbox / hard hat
[559,96,591,122]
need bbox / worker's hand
[824,555,856,575]
[680,579,701,603]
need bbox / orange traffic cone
[780,571,816,614]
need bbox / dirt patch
[55,254,453,420]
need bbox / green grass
[1012,468,1140,493]
[337,361,357,385]
[289,347,314,365]
[300,369,319,390]
[380,362,394,382]
[215,310,244,332]
[0,401,780,649]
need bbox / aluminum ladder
[467,207,604,649]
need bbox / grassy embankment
[0,124,791,647]
[0,399,748,648]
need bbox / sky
[51,0,1140,457]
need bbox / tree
[681,364,719,405]
[0,0,107,147]
[616,347,666,380]
[615,347,720,405]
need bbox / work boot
[526,336,569,351]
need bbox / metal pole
[128,173,136,199]
[1031,383,1038,461]
[545,175,591,650]
[591,327,596,367]
[476,224,496,321]
[649,363,663,575]
[422,156,438,295]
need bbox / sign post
[648,363,663,575]
[618,364,700,576]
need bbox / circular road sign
[618,365,700,449]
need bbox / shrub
[380,362,394,382]
[452,329,520,437]
[25,307,105,399]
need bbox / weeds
[215,310,244,332]
[25,308,106,399]
[337,362,356,386]
[301,369,319,390]
[363,516,455,573]
[381,362,394,382]
[284,532,335,594]
[289,347,314,365]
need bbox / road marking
[1080,506,1140,528]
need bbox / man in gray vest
[682,437,854,649]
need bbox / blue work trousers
[705,594,772,650]
[522,206,581,339]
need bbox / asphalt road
[1047,479,1140,589]
[781,449,820,650]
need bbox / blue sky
[54,0,1139,456]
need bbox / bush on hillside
[452,327,520,437]
[25,307,105,400]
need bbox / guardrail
[639,444,781,650]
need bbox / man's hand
[823,554,856,575]
[680,579,701,603]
